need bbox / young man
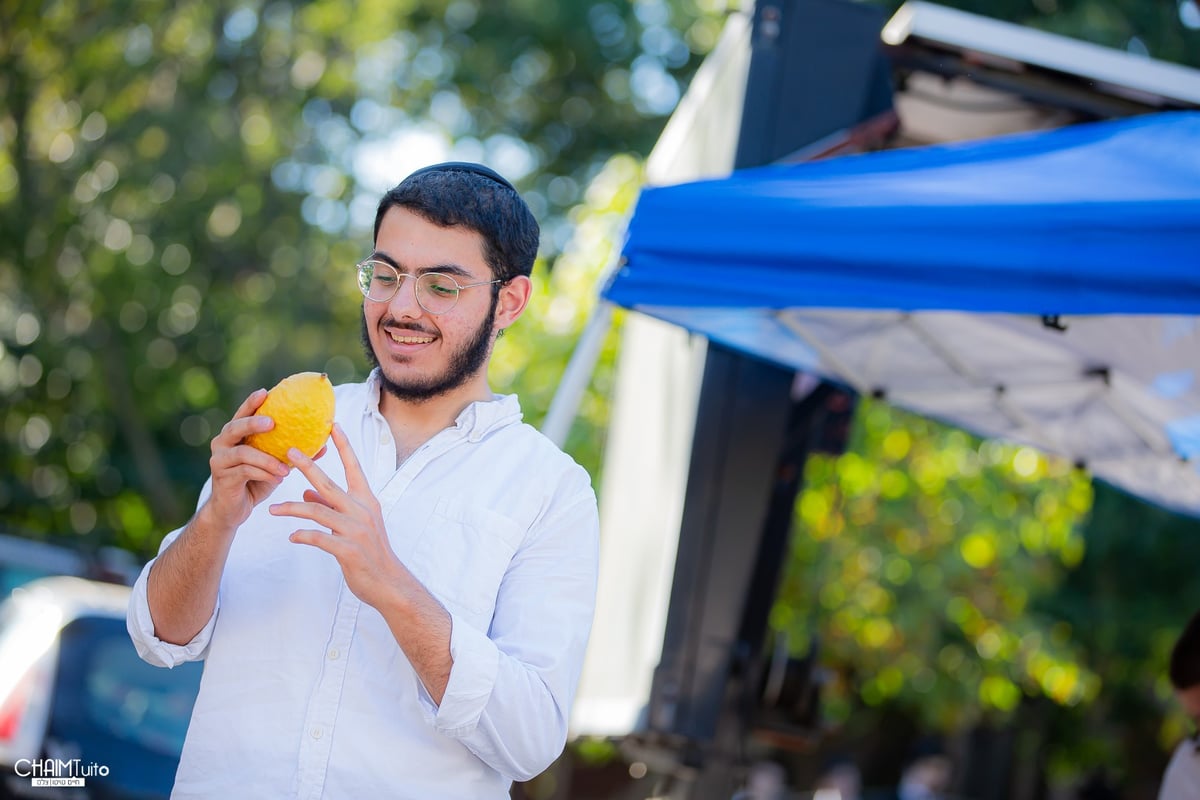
[1160,610,1200,799]
[128,163,600,799]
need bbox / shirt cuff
[126,558,218,668]
[421,611,499,736]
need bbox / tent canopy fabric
[604,112,1200,515]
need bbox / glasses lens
[417,273,460,313]
[359,261,400,301]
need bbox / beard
[361,295,498,404]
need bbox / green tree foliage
[774,401,1200,785]
[1,1,367,553]
[775,400,1097,731]
[492,154,643,484]
[3,0,1192,556]
[0,0,728,557]
[1032,486,1200,780]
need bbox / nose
[386,275,424,317]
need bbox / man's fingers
[269,499,341,531]
[210,389,275,449]
[232,388,269,420]
[236,466,287,486]
[302,489,332,507]
[330,424,371,496]
[212,442,289,478]
[287,447,349,507]
[288,529,343,556]
[216,414,275,449]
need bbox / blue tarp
[603,112,1200,515]
[606,112,1200,316]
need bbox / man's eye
[374,274,397,285]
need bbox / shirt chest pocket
[407,498,524,624]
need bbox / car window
[86,634,202,755]
[35,615,204,797]
[52,617,203,757]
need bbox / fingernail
[288,448,304,462]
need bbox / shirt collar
[363,368,522,441]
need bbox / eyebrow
[368,251,476,280]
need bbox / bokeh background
[3,1,1200,797]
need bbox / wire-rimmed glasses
[356,259,501,315]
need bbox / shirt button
[328,648,340,660]
[310,727,323,740]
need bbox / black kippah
[404,161,516,192]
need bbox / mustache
[380,318,437,336]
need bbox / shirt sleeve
[415,484,600,782]
[126,481,220,668]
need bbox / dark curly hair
[372,164,540,284]
[1169,609,1200,691]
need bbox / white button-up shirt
[127,372,600,799]
[1160,739,1200,800]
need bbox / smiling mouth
[387,330,436,345]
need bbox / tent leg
[540,302,615,447]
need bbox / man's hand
[206,388,292,533]
[268,423,407,610]
[269,423,453,702]
[146,388,295,646]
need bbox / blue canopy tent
[604,112,1200,515]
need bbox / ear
[494,275,532,332]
